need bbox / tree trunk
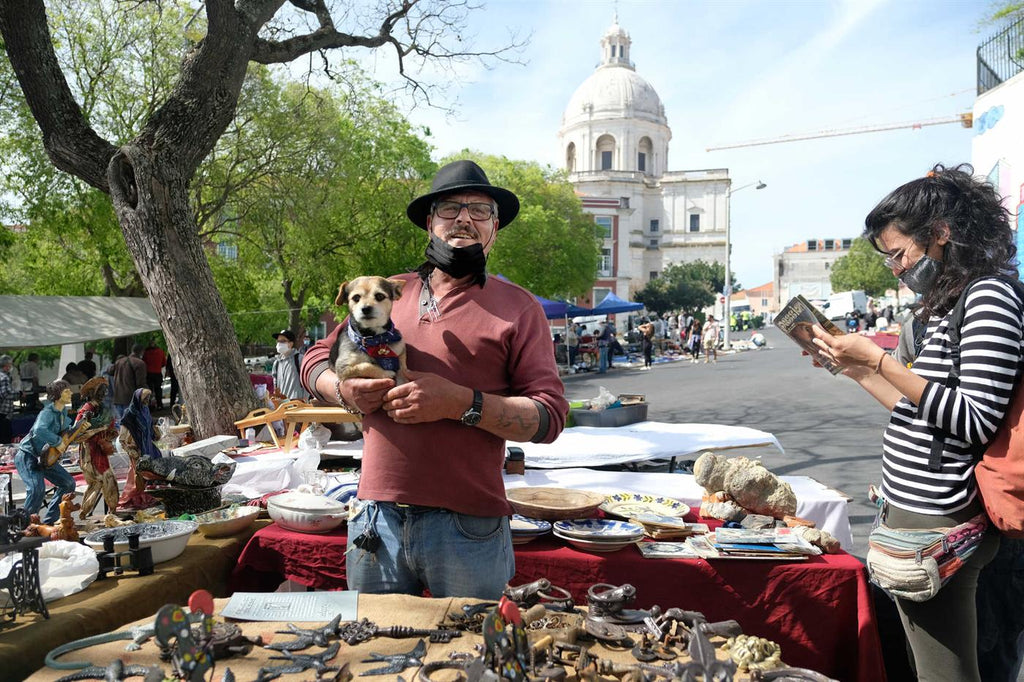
[108,145,258,438]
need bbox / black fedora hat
[406,160,520,230]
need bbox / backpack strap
[928,275,1024,471]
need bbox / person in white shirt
[702,315,721,364]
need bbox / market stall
[230,519,881,681]
[0,524,258,682]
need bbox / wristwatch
[460,389,483,426]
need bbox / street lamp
[723,180,766,350]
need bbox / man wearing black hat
[272,329,308,401]
[301,160,568,599]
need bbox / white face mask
[276,342,290,354]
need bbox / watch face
[461,410,482,426]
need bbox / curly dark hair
[46,380,70,403]
[863,163,1018,319]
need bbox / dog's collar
[347,321,402,372]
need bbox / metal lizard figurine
[54,659,162,682]
[265,614,343,651]
[46,612,207,670]
[359,639,426,676]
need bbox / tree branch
[0,1,117,192]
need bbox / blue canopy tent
[535,295,591,320]
[591,292,644,314]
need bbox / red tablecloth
[231,522,885,682]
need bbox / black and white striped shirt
[881,278,1024,514]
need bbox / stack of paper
[628,513,708,540]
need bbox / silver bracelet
[334,379,362,415]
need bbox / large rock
[693,451,797,519]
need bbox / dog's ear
[386,278,407,301]
[335,281,349,307]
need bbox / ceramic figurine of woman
[76,376,120,519]
[117,388,161,509]
[14,380,78,524]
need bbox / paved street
[562,326,890,560]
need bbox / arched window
[566,142,576,173]
[596,134,615,170]
[638,136,653,174]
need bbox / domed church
[559,16,731,305]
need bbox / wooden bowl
[506,487,605,521]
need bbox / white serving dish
[194,505,260,538]
[267,491,347,534]
[84,520,198,564]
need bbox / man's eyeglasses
[433,200,495,220]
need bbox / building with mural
[558,17,732,308]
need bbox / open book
[775,295,846,375]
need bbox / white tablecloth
[517,421,784,468]
[503,468,853,551]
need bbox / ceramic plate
[552,519,644,540]
[600,493,691,520]
[552,529,639,553]
[510,515,552,534]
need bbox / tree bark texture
[107,147,257,438]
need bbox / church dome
[563,67,666,128]
[561,17,666,128]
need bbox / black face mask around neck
[424,233,487,280]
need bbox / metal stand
[0,512,49,622]
[96,533,154,579]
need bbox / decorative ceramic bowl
[267,491,347,534]
[194,505,260,538]
[84,520,198,564]
[505,487,605,521]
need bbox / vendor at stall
[14,379,78,524]
[301,160,568,600]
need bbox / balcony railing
[978,17,1024,95]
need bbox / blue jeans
[347,500,514,599]
[598,345,609,373]
[15,450,76,524]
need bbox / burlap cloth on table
[27,594,750,681]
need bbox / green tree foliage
[830,237,897,296]
[634,260,733,316]
[442,152,601,299]
[198,69,434,343]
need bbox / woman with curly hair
[810,164,1023,681]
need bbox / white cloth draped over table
[515,421,784,468]
[503,468,854,551]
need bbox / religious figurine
[13,380,80,524]
[118,388,162,509]
[76,377,120,519]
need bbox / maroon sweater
[301,272,568,516]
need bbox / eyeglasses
[433,200,495,220]
[883,249,907,275]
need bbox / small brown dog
[329,276,408,384]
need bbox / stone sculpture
[693,452,797,519]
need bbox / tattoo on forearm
[496,408,538,437]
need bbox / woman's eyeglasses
[883,250,907,275]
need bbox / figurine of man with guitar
[13,380,86,524]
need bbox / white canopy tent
[0,295,161,348]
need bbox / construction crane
[706,112,973,151]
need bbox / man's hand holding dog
[381,370,466,424]
[340,377,395,415]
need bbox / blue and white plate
[325,482,359,506]
[553,518,644,540]
[510,515,552,534]
[600,493,690,520]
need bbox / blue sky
[356,0,990,289]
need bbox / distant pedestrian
[688,318,702,363]
[0,355,14,444]
[565,324,579,366]
[165,355,180,406]
[112,344,147,422]
[272,329,308,400]
[78,349,97,379]
[20,352,40,409]
[143,342,167,409]
[702,315,721,364]
[639,322,655,369]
